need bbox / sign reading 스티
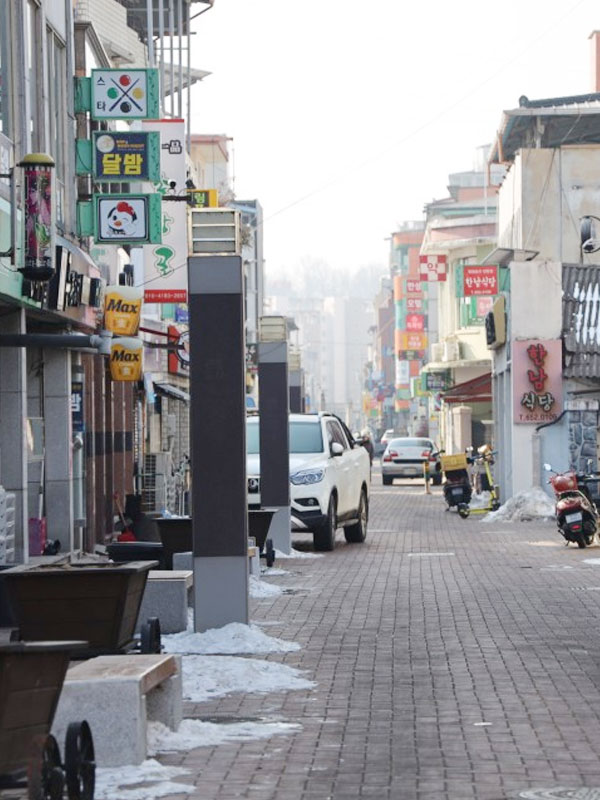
[91,69,159,120]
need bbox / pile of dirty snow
[162,620,300,655]
[481,487,555,523]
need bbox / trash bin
[107,540,166,569]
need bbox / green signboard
[77,194,163,245]
[424,371,450,392]
[93,131,160,181]
[89,69,160,120]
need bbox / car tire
[431,473,442,486]
[344,489,368,544]
[382,475,393,486]
[314,495,337,551]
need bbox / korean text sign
[93,131,160,182]
[463,265,498,297]
[513,339,562,424]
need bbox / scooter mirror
[543,463,552,471]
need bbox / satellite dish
[581,215,600,254]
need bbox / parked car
[380,428,398,447]
[246,412,371,551]
[381,437,442,486]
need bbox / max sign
[104,286,143,336]
[109,338,143,382]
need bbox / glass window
[46,29,66,226]
[0,3,11,136]
[327,421,348,450]
[26,1,40,150]
[246,418,323,455]
[390,438,433,450]
[290,421,323,453]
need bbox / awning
[441,373,492,404]
[154,383,190,403]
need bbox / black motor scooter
[440,452,472,518]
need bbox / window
[46,29,66,226]
[26,1,40,150]
[290,421,323,454]
[0,3,11,136]
[327,421,348,450]
[246,419,323,455]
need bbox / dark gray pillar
[258,340,291,554]
[289,368,302,413]
[188,255,248,630]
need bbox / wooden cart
[0,639,95,799]
[1,560,160,657]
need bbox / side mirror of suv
[331,442,344,457]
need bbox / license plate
[566,512,583,523]
[451,488,463,496]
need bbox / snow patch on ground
[95,759,193,799]
[249,574,285,598]
[163,620,300,655]
[470,491,492,509]
[481,487,555,523]
[261,566,290,576]
[276,547,323,559]
[148,718,300,754]
[181,654,315,702]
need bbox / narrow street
[157,470,600,800]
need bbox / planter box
[154,512,275,566]
[1,561,156,656]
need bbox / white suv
[246,412,371,551]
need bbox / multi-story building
[487,80,600,499]
[0,0,217,562]
[420,147,504,453]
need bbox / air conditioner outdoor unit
[142,452,173,513]
[443,340,460,362]
[431,343,443,362]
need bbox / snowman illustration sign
[97,196,148,242]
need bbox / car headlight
[290,468,325,485]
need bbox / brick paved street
[161,470,600,800]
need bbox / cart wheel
[265,538,275,568]
[491,500,501,511]
[65,721,95,800]
[141,616,162,653]
[28,734,64,800]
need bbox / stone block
[136,570,193,634]
[51,654,182,767]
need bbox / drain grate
[514,788,600,799]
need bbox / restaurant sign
[513,339,562,424]
[93,131,160,182]
[462,265,498,297]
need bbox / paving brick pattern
[160,474,600,800]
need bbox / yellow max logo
[106,298,140,314]
[111,350,141,362]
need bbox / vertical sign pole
[188,256,249,631]
[258,337,291,555]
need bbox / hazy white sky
[190,0,597,278]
